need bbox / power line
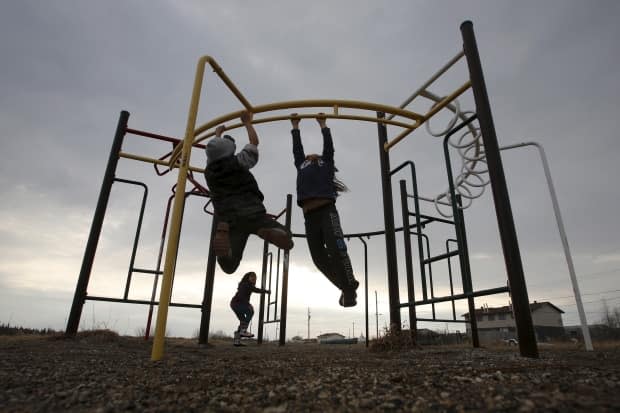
[555,296,620,308]
[536,288,620,301]
[527,267,620,289]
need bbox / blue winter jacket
[291,127,337,207]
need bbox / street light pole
[500,141,593,351]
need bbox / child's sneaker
[240,330,254,338]
[233,331,245,346]
[256,227,294,250]
[339,280,359,307]
[340,290,357,307]
[213,222,231,257]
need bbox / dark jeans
[217,213,291,274]
[304,203,356,291]
[230,301,254,330]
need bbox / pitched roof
[461,301,564,318]
[317,333,345,338]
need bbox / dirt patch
[1,334,619,412]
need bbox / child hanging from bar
[204,111,294,274]
[289,113,359,307]
[230,271,269,346]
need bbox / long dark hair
[241,271,256,284]
[333,165,348,193]
[333,175,348,193]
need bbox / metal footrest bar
[263,319,281,325]
[86,295,202,309]
[413,213,456,226]
[422,249,460,265]
[398,286,510,308]
[132,268,164,275]
[415,318,469,324]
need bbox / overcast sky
[1,1,619,343]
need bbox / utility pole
[307,308,311,340]
[375,291,379,339]
[352,322,355,338]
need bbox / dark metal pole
[461,20,538,357]
[455,196,480,347]
[375,290,379,338]
[267,252,273,321]
[145,193,174,340]
[390,162,427,301]
[377,112,401,331]
[66,111,129,336]
[279,194,293,345]
[198,216,218,345]
[274,249,281,317]
[116,179,148,300]
[257,240,269,344]
[446,239,458,320]
[358,237,369,347]
[443,118,480,347]
[399,180,417,343]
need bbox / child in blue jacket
[290,113,359,307]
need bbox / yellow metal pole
[151,56,208,361]
[383,80,471,151]
[206,57,253,111]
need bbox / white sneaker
[240,330,254,338]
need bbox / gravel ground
[1,332,619,412]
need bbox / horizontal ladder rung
[406,216,432,227]
[132,268,163,275]
[264,319,281,324]
[411,213,455,226]
[85,295,202,309]
[398,286,510,308]
[414,317,468,324]
[422,250,460,264]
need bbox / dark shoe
[341,289,357,307]
[257,227,294,250]
[339,280,359,307]
[213,222,231,257]
[233,339,245,347]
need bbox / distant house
[317,333,345,344]
[462,301,565,343]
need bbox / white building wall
[531,306,563,327]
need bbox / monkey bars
[164,55,470,169]
[150,53,473,361]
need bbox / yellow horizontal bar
[195,99,424,137]
[383,80,471,152]
[120,152,205,174]
[194,113,416,143]
[168,99,425,166]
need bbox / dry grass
[369,328,419,352]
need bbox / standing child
[230,271,269,346]
[290,113,359,307]
[205,111,294,274]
